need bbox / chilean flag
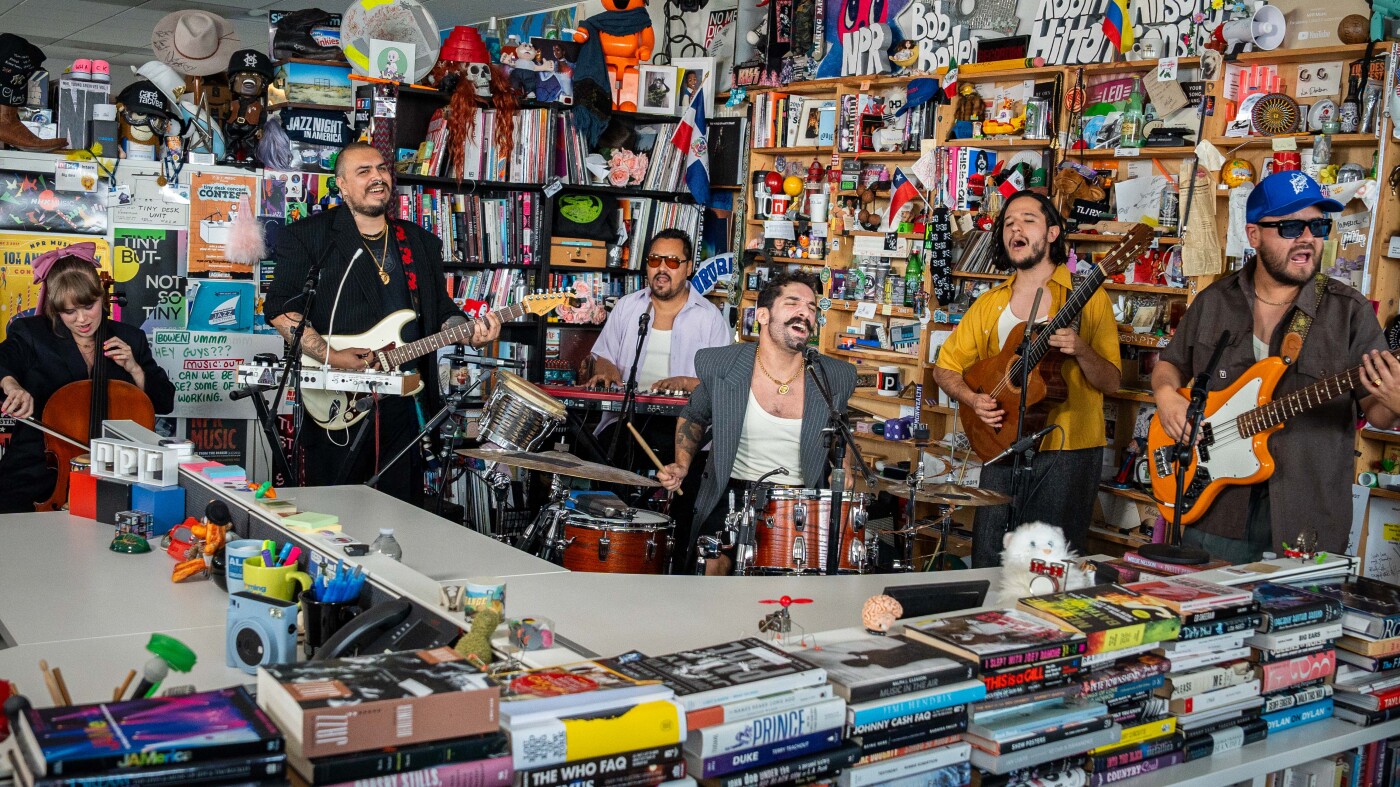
[883,168,920,230]
[671,87,711,205]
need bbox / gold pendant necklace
[362,233,390,285]
[756,352,801,395]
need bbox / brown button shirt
[1159,263,1385,554]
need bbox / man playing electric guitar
[1152,171,1400,562]
[266,142,502,503]
[933,191,1122,568]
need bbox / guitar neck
[1019,266,1108,370]
[1240,348,1400,436]
[381,302,529,369]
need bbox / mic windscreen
[353,397,375,413]
[205,500,232,526]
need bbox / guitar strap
[1279,273,1328,366]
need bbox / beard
[344,187,390,218]
[767,316,812,352]
[1258,241,1319,286]
[1006,237,1048,270]
[649,272,684,301]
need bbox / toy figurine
[758,595,811,641]
[573,0,654,112]
[954,83,984,123]
[114,80,178,161]
[222,49,274,164]
[993,522,1093,607]
[454,608,501,669]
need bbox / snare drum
[479,371,566,451]
[562,509,672,574]
[750,488,871,574]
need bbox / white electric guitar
[302,291,572,430]
[1147,350,1391,524]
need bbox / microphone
[984,424,1058,465]
[638,312,650,334]
[130,657,170,700]
[803,346,821,365]
[352,396,375,413]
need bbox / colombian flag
[1103,0,1134,53]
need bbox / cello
[33,272,155,512]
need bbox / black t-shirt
[364,234,421,350]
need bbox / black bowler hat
[227,48,274,81]
[0,33,45,107]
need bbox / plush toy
[992,521,1093,608]
[454,607,502,669]
[223,49,274,164]
[505,41,542,100]
[573,0,655,112]
[1052,163,1108,222]
[954,83,984,123]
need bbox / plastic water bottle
[370,528,403,561]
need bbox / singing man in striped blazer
[658,271,858,574]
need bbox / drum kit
[460,371,1009,576]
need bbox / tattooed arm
[270,312,372,370]
[658,371,713,491]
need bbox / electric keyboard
[237,363,421,395]
[539,384,690,417]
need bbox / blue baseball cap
[1246,171,1344,224]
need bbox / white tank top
[731,390,805,484]
[995,301,1048,348]
[637,328,671,388]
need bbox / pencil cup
[300,590,362,659]
[241,555,311,602]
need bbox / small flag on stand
[941,61,959,101]
[671,87,711,205]
[1103,0,1134,53]
[884,168,920,230]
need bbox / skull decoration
[429,26,493,98]
[466,62,492,97]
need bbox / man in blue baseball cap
[1151,170,1400,561]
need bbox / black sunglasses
[1256,218,1332,239]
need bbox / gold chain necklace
[360,225,387,242]
[1255,289,1299,307]
[361,233,390,285]
[755,352,802,395]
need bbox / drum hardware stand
[516,473,574,563]
[897,421,934,572]
[804,348,877,576]
[365,370,489,492]
[1141,331,1229,565]
[607,311,650,466]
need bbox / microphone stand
[228,353,295,487]
[365,373,490,491]
[608,311,650,465]
[806,349,876,576]
[1003,287,1045,540]
[1139,331,1230,565]
[270,242,339,486]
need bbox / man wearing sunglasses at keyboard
[1151,171,1400,561]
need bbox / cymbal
[456,448,660,487]
[874,478,1010,507]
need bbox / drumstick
[626,423,682,496]
[38,661,62,706]
[51,668,72,707]
[114,669,137,702]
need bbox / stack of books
[794,630,980,786]
[497,660,685,787]
[609,639,857,787]
[1244,582,1343,736]
[1112,552,1232,582]
[907,607,1115,778]
[5,687,285,787]
[1112,577,1261,770]
[1290,576,1400,726]
[256,648,506,787]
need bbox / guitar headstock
[1095,224,1157,278]
[519,290,581,317]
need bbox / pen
[284,546,301,568]
[261,549,275,568]
[275,543,293,567]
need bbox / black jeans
[1182,484,1273,564]
[972,447,1104,568]
[302,396,420,505]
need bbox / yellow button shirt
[935,265,1122,451]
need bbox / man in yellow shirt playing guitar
[1150,171,1400,562]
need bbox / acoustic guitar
[303,291,572,430]
[1146,349,1393,525]
[959,224,1155,461]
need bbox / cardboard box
[551,238,608,268]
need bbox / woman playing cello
[0,245,174,513]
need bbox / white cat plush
[993,521,1094,608]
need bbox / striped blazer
[681,342,858,529]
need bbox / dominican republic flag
[671,87,711,205]
[1103,0,1133,53]
[942,61,959,101]
[884,168,920,230]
